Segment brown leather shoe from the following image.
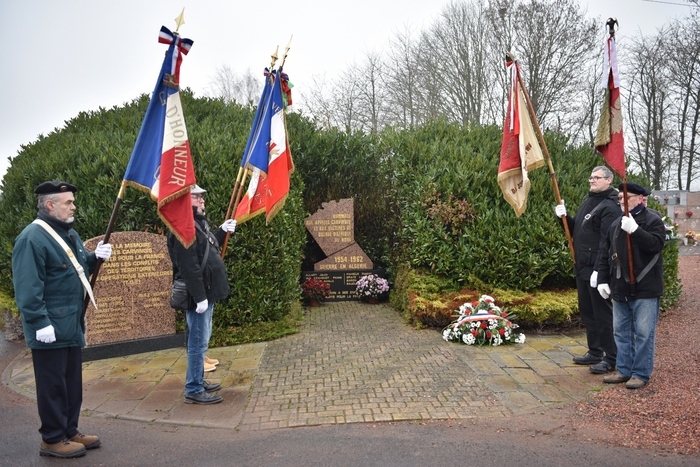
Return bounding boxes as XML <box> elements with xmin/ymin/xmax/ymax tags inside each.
<box><xmin>603</xmin><ymin>372</ymin><xmax>631</xmax><ymax>384</ymax></box>
<box><xmin>40</xmin><ymin>439</ymin><xmax>87</xmax><ymax>458</ymax></box>
<box><xmin>70</xmin><ymin>432</ymin><xmax>101</xmax><ymax>449</ymax></box>
<box><xmin>626</xmin><ymin>377</ymin><xmax>648</xmax><ymax>389</ymax></box>
<box><xmin>204</xmin><ymin>355</ymin><xmax>219</xmax><ymax>366</ymax></box>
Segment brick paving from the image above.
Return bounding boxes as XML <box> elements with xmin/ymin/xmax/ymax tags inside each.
<box><xmin>4</xmin><ymin>301</ymin><xmax>605</xmax><ymax>431</ymax></box>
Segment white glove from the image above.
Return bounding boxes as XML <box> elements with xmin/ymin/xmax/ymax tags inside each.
<box><xmin>36</xmin><ymin>325</ymin><xmax>56</xmax><ymax>343</ymax></box>
<box><xmin>195</xmin><ymin>299</ymin><xmax>209</xmax><ymax>314</ymax></box>
<box><xmin>597</xmin><ymin>283</ymin><xmax>611</xmax><ymax>300</ymax></box>
<box><xmin>220</xmin><ymin>219</ymin><xmax>237</xmax><ymax>233</ymax></box>
<box><xmin>620</xmin><ymin>215</ymin><xmax>638</xmax><ymax>234</ymax></box>
<box><xmin>555</xmin><ymin>200</ymin><xmax>567</xmax><ymax>218</ymax></box>
<box><xmin>95</xmin><ymin>241</ymin><xmax>112</xmax><ymax>260</ymax></box>
<box><xmin>589</xmin><ymin>271</ymin><xmax>598</xmax><ymax>288</ymax></box>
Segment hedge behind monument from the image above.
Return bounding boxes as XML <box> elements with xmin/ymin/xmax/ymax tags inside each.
<box><xmin>0</xmin><ymin>90</ymin><xmax>306</xmax><ymax>326</ymax></box>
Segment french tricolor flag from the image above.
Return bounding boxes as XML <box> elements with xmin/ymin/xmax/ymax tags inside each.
<box><xmin>124</xmin><ymin>26</ymin><xmax>197</xmax><ymax>246</ymax></box>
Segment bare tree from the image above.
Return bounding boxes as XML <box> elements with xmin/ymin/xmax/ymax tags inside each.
<box><xmin>492</xmin><ymin>0</ymin><xmax>598</xmax><ymax>133</ymax></box>
<box><xmin>383</xmin><ymin>25</ymin><xmax>422</xmax><ymax>128</ymax></box>
<box><xmin>665</xmin><ymin>14</ymin><xmax>700</xmax><ymax>190</ymax></box>
<box><xmin>417</xmin><ymin>0</ymin><xmax>493</xmax><ymax>125</ymax></box>
<box><xmin>206</xmin><ymin>65</ymin><xmax>262</xmax><ymax>106</ymax></box>
<box><xmin>354</xmin><ymin>51</ymin><xmax>388</xmax><ymax>133</ymax></box>
<box><xmin>625</xmin><ymin>33</ymin><xmax>674</xmax><ymax>189</ymax></box>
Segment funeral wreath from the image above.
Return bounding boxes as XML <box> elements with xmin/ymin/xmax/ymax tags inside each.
<box><xmin>442</xmin><ymin>295</ymin><xmax>525</xmax><ymax>346</ymax></box>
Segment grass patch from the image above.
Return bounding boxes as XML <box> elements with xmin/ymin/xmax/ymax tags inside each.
<box><xmin>210</xmin><ymin>302</ymin><xmax>304</xmax><ymax>347</ymax></box>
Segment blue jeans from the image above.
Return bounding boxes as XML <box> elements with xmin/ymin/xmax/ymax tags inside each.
<box><xmin>612</xmin><ymin>298</ymin><xmax>660</xmax><ymax>382</ymax></box>
<box><xmin>185</xmin><ymin>302</ymin><xmax>214</xmax><ymax>396</ymax></box>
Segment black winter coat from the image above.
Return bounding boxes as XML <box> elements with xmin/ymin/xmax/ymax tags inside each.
<box><xmin>560</xmin><ymin>188</ymin><xmax>621</xmax><ymax>280</ymax></box>
<box><xmin>596</xmin><ymin>207</ymin><xmax>665</xmax><ymax>300</ymax></box>
<box><xmin>167</xmin><ymin>208</ymin><xmax>231</xmax><ymax>306</ymax></box>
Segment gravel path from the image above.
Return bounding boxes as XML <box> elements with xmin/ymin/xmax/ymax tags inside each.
<box><xmin>572</xmin><ymin>255</ymin><xmax>700</xmax><ymax>455</ymax></box>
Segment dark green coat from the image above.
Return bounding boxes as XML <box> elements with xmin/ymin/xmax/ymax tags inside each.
<box><xmin>12</xmin><ymin>212</ymin><xmax>96</xmax><ymax>349</ymax></box>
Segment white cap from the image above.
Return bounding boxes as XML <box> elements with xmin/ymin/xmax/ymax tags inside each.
<box><xmin>191</xmin><ymin>184</ymin><xmax>207</xmax><ymax>194</ymax></box>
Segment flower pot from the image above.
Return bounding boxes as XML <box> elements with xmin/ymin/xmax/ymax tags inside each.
<box><xmin>307</xmin><ymin>299</ymin><xmax>321</xmax><ymax>307</ymax></box>
<box><xmin>366</xmin><ymin>298</ymin><xmax>378</xmax><ymax>304</ymax></box>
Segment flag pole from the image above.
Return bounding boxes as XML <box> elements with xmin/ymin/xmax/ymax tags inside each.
<box><xmin>509</xmin><ymin>53</ymin><xmax>575</xmax><ymax>262</ymax></box>
<box><xmin>220</xmin><ymin>48</ymin><xmax>281</xmax><ymax>258</ymax></box>
<box><xmin>82</xmin><ymin>181</ymin><xmax>128</xmax><ymax>316</ymax></box>
<box><xmin>603</xmin><ymin>18</ymin><xmax>636</xmax><ymax>293</ymax></box>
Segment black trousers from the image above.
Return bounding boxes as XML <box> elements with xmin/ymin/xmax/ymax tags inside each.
<box><xmin>576</xmin><ymin>276</ymin><xmax>617</xmax><ymax>365</ymax></box>
<box><xmin>31</xmin><ymin>346</ymin><xmax>83</xmax><ymax>444</ymax></box>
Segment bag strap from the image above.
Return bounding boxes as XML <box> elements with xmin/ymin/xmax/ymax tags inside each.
<box><xmin>195</xmin><ymin>224</ymin><xmax>211</xmax><ymax>269</ymax></box>
<box><xmin>32</xmin><ymin>219</ymin><xmax>98</xmax><ymax>309</ymax></box>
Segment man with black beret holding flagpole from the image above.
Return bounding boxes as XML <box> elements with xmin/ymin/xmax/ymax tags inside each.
<box><xmin>595</xmin><ymin>182</ymin><xmax>666</xmax><ymax>390</ymax></box>
<box><xmin>12</xmin><ymin>181</ymin><xmax>113</xmax><ymax>458</ymax></box>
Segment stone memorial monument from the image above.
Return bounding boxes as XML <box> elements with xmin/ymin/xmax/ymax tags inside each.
<box><xmin>303</xmin><ymin>199</ymin><xmax>382</xmax><ymax>301</ymax></box>
<box><xmin>83</xmin><ymin>231</ymin><xmax>183</xmax><ymax>360</ymax></box>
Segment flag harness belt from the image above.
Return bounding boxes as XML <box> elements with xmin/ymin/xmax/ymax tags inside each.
<box><xmin>32</xmin><ymin>219</ymin><xmax>98</xmax><ymax>309</ymax></box>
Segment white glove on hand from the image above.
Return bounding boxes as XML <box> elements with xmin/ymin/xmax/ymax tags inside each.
<box><xmin>95</xmin><ymin>241</ymin><xmax>113</xmax><ymax>260</ymax></box>
<box><xmin>36</xmin><ymin>325</ymin><xmax>56</xmax><ymax>343</ymax></box>
<box><xmin>220</xmin><ymin>219</ymin><xmax>237</xmax><ymax>233</ymax></box>
<box><xmin>195</xmin><ymin>299</ymin><xmax>209</xmax><ymax>314</ymax></box>
<box><xmin>620</xmin><ymin>215</ymin><xmax>638</xmax><ymax>234</ymax></box>
<box><xmin>589</xmin><ymin>271</ymin><xmax>598</xmax><ymax>288</ymax></box>
<box><xmin>597</xmin><ymin>283</ymin><xmax>611</xmax><ymax>300</ymax></box>
<box><xmin>555</xmin><ymin>200</ymin><xmax>567</xmax><ymax>218</ymax></box>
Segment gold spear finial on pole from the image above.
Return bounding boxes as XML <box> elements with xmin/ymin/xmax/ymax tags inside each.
<box><xmin>280</xmin><ymin>35</ymin><xmax>293</xmax><ymax>68</ymax></box>
<box><xmin>270</xmin><ymin>46</ymin><xmax>280</xmax><ymax>70</ymax></box>
<box><xmin>174</xmin><ymin>8</ymin><xmax>186</xmax><ymax>33</ymax></box>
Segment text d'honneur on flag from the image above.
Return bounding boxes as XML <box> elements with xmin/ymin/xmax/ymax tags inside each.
<box><xmin>122</xmin><ymin>25</ymin><xmax>197</xmax><ymax>246</ymax></box>
<box><xmin>497</xmin><ymin>57</ymin><xmax>544</xmax><ymax>217</ymax></box>
<box><xmin>594</xmin><ymin>18</ymin><xmax>625</xmax><ymax>178</ymax></box>
<box><xmin>234</xmin><ymin>68</ymin><xmax>294</xmax><ymax>224</ymax></box>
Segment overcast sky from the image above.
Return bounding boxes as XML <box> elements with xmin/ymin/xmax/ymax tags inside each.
<box><xmin>0</xmin><ymin>0</ymin><xmax>693</xmax><ymax>184</ymax></box>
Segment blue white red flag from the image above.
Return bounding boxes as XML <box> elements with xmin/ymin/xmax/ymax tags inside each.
<box><xmin>123</xmin><ymin>26</ymin><xmax>197</xmax><ymax>246</ymax></box>
<box><xmin>234</xmin><ymin>68</ymin><xmax>294</xmax><ymax>224</ymax></box>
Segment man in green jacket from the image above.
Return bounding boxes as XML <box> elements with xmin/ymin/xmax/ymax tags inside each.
<box><xmin>12</xmin><ymin>181</ymin><xmax>113</xmax><ymax>459</ymax></box>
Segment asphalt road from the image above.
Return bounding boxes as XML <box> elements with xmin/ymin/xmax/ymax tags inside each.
<box><xmin>3</xmin><ymin>334</ymin><xmax>699</xmax><ymax>466</ymax></box>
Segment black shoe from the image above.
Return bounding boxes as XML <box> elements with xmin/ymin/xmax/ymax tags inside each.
<box><xmin>203</xmin><ymin>381</ymin><xmax>221</xmax><ymax>392</ymax></box>
<box><xmin>589</xmin><ymin>361</ymin><xmax>615</xmax><ymax>374</ymax></box>
<box><xmin>184</xmin><ymin>392</ymin><xmax>223</xmax><ymax>405</ymax></box>
<box><xmin>573</xmin><ymin>352</ymin><xmax>602</xmax><ymax>365</ymax></box>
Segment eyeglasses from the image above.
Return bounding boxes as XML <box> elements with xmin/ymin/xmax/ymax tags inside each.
<box><xmin>190</xmin><ymin>194</ymin><xmax>204</xmax><ymax>201</ymax></box>
<box><xmin>588</xmin><ymin>176</ymin><xmax>610</xmax><ymax>182</ymax></box>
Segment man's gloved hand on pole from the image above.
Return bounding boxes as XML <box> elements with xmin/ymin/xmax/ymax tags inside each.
<box><xmin>555</xmin><ymin>200</ymin><xmax>567</xmax><ymax>218</ymax></box>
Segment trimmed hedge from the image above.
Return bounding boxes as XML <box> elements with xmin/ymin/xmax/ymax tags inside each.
<box><xmin>0</xmin><ymin>90</ymin><xmax>306</xmax><ymax>328</ymax></box>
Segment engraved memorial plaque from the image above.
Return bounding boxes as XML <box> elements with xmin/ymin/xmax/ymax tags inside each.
<box><xmin>84</xmin><ymin>231</ymin><xmax>175</xmax><ymax>346</ymax></box>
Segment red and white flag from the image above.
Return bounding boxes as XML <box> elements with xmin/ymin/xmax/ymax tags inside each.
<box><xmin>594</xmin><ymin>35</ymin><xmax>626</xmax><ymax>177</ymax></box>
<box><xmin>497</xmin><ymin>60</ymin><xmax>545</xmax><ymax>217</ymax></box>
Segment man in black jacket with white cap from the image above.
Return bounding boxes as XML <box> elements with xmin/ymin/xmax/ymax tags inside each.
<box><xmin>167</xmin><ymin>184</ymin><xmax>237</xmax><ymax>404</ymax></box>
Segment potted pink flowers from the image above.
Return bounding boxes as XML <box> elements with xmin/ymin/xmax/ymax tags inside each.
<box><xmin>355</xmin><ymin>274</ymin><xmax>389</xmax><ymax>303</ymax></box>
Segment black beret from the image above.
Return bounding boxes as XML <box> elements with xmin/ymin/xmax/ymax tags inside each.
<box><xmin>618</xmin><ymin>182</ymin><xmax>651</xmax><ymax>196</ymax></box>
<box><xmin>34</xmin><ymin>181</ymin><xmax>78</xmax><ymax>195</ymax></box>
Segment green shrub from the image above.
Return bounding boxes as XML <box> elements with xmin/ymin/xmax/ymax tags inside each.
<box><xmin>0</xmin><ymin>91</ymin><xmax>306</xmax><ymax>332</ymax></box>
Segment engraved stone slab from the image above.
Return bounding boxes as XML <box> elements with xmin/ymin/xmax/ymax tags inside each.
<box><xmin>313</xmin><ymin>242</ymin><xmax>373</xmax><ymax>271</ymax></box>
<box><xmin>304</xmin><ymin>198</ymin><xmax>355</xmax><ymax>256</ymax></box>
<box><xmin>84</xmin><ymin>232</ymin><xmax>174</xmax><ymax>346</ymax></box>
<box><xmin>302</xmin><ymin>270</ymin><xmax>384</xmax><ymax>302</ymax></box>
